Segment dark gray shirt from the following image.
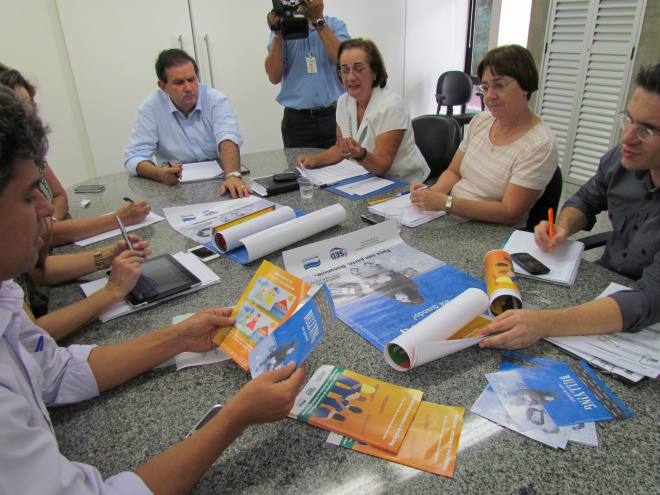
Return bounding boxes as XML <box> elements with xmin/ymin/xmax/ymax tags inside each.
<box><xmin>563</xmin><ymin>144</ymin><xmax>660</xmax><ymax>332</ymax></box>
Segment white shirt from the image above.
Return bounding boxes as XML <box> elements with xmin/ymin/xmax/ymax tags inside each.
<box><xmin>0</xmin><ymin>280</ymin><xmax>151</xmax><ymax>495</ymax></box>
<box><xmin>337</xmin><ymin>86</ymin><xmax>430</xmax><ymax>184</ymax></box>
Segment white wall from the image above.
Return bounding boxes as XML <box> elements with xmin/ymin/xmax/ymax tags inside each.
<box><xmin>1</xmin><ymin>0</ymin><xmax>95</xmax><ymax>188</ymax></box>
<box><xmin>2</xmin><ymin>0</ymin><xmax>470</xmax><ymax>186</ymax></box>
<box><xmin>404</xmin><ymin>0</ymin><xmax>469</xmax><ymax>118</ymax></box>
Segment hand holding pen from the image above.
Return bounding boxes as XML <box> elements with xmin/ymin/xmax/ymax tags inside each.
<box><xmin>533</xmin><ymin>208</ymin><xmax>569</xmax><ymax>252</ymax></box>
<box><xmin>114</xmin><ymin>196</ymin><xmax>151</xmax><ymax>226</ymax></box>
<box><xmin>159</xmin><ymin>162</ymin><xmax>183</xmax><ymax>185</ymax></box>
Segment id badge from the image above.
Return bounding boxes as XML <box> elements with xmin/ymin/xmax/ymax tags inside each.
<box><xmin>306</xmin><ymin>53</ymin><xmax>318</xmax><ymax>74</ymax></box>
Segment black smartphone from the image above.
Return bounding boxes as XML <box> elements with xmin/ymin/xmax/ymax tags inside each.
<box><xmin>511</xmin><ymin>252</ymin><xmax>551</xmax><ymax>275</ymax></box>
<box><xmin>361</xmin><ymin>213</ymin><xmax>385</xmax><ymax>225</ymax></box>
<box><xmin>188</xmin><ymin>245</ymin><xmax>220</xmax><ymax>262</ymax></box>
<box><xmin>74</xmin><ymin>184</ymin><xmax>105</xmax><ymax>193</ymax></box>
<box><xmin>273</xmin><ymin>172</ymin><xmax>297</xmax><ymax>182</ymax></box>
<box><xmin>186</xmin><ymin>405</ymin><xmax>223</xmax><ymax>438</ymax></box>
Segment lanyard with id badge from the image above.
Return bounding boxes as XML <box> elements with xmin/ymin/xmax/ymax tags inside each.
<box><xmin>306</xmin><ymin>51</ymin><xmax>317</xmax><ymax>74</ymax></box>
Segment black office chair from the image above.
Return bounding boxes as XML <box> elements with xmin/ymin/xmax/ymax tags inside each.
<box><xmin>411</xmin><ymin>115</ymin><xmax>461</xmax><ymax>182</ymax></box>
<box><xmin>523</xmin><ymin>167</ymin><xmax>563</xmax><ymax>232</ymax></box>
<box><xmin>435</xmin><ymin>71</ymin><xmax>478</xmax><ymax>134</ymax></box>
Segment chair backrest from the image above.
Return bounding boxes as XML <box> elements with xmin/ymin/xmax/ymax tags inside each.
<box><xmin>524</xmin><ymin>167</ymin><xmax>563</xmax><ymax>232</ymax></box>
<box><xmin>411</xmin><ymin>115</ymin><xmax>461</xmax><ymax>181</ymax></box>
<box><xmin>436</xmin><ymin>71</ymin><xmax>473</xmax><ymax>115</ymax></box>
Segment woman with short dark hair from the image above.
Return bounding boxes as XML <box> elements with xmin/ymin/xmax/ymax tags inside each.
<box><xmin>410</xmin><ymin>44</ymin><xmax>558</xmax><ymax>228</ymax></box>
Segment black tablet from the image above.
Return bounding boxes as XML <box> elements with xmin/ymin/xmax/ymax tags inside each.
<box><xmin>124</xmin><ymin>254</ymin><xmax>202</xmax><ymax>306</ymax></box>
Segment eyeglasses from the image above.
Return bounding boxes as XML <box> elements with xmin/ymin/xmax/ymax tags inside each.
<box><xmin>618</xmin><ymin>112</ymin><xmax>660</xmax><ymax>143</ymax></box>
<box><xmin>479</xmin><ymin>79</ymin><xmax>516</xmax><ymax>94</ymax></box>
<box><xmin>338</xmin><ymin>65</ymin><xmax>369</xmax><ymax>78</ymax></box>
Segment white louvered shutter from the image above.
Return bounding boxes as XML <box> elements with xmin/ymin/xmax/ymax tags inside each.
<box><xmin>536</xmin><ymin>0</ymin><xmax>646</xmax><ymax>185</ymax></box>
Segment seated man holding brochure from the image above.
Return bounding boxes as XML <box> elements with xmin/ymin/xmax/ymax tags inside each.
<box><xmin>0</xmin><ymin>87</ymin><xmax>305</xmax><ymax>495</ymax></box>
<box><xmin>124</xmin><ymin>49</ymin><xmax>251</xmax><ymax>197</ymax></box>
<box><xmin>480</xmin><ymin>63</ymin><xmax>660</xmax><ymax>349</ymax></box>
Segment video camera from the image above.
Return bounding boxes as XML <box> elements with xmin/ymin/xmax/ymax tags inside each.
<box><xmin>269</xmin><ymin>0</ymin><xmax>308</xmax><ymax>40</ymax></box>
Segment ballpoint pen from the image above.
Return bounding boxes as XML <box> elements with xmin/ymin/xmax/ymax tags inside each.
<box><xmin>123</xmin><ymin>196</ymin><xmax>134</xmax><ymax>203</ymax></box>
<box><xmin>548</xmin><ymin>208</ymin><xmax>554</xmax><ymax>253</ymax></box>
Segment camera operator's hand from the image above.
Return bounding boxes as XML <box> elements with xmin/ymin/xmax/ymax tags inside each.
<box><xmin>267</xmin><ymin>11</ymin><xmax>282</xmax><ymax>33</ymax></box>
<box><xmin>300</xmin><ymin>0</ymin><xmax>324</xmax><ymax>22</ymax></box>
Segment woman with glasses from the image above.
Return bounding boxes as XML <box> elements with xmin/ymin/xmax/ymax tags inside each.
<box><xmin>295</xmin><ymin>38</ymin><xmax>430</xmax><ymax>184</ymax></box>
<box><xmin>410</xmin><ymin>44</ymin><xmax>558</xmax><ymax>228</ymax></box>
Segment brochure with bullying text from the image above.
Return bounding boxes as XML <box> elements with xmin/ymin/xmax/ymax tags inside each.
<box><xmin>212</xmin><ymin>260</ymin><xmax>311</xmax><ymax>370</ymax></box>
<box><xmin>289</xmin><ymin>365</ymin><xmax>424</xmax><ymax>454</ymax></box>
<box><xmin>327</xmin><ymin>401</ymin><xmax>464</xmax><ymax>477</ymax></box>
<box><xmin>485</xmin><ymin>360</ymin><xmax>632</xmax><ymax>432</ymax></box>
<box><xmin>248</xmin><ymin>285</ymin><xmax>336</xmax><ymax>378</ymax></box>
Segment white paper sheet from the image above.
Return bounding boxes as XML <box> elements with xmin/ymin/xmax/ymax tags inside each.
<box><xmin>335</xmin><ymin>176</ymin><xmax>394</xmax><ymax>196</ymax></box>
<box><xmin>545</xmin><ymin>282</ymin><xmax>660</xmax><ymax>379</ymax></box>
<box><xmin>297</xmin><ymin>160</ymin><xmax>368</xmax><ymax>186</ymax></box>
<box><xmin>384</xmin><ymin>288</ymin><xmax>490</xmax><ymax>371</ymax></box>
<box><xmin>367</xmin><ymin>194</ymin><xmax>445</xmax><ymax>227</ymax></box>
<box><xmin>502</xmin><ymin>230</ymin><xmax>584</xmax><ymax>285</ymax></box>
<box><xmin>74</xmin><ymin>212</ymin><xmax>165</xmax><ymax>247</ymax></box>
<box><xmin>80</xmin><ymin>252</ymin><xmax>220</xmax><ymax>322</ymax></box>
<box><xmin>180</xmin><ymin>160</ymin><xmax>223</xmax><ymax>183</ymax></box>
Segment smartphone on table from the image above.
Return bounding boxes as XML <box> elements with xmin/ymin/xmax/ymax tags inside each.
<box><xmin>188</xmin><ymin>245</ymin><xmax>220</xmax><ymax>262</ymax></box>
<box><xmin>74</xmin><ymin>184</ymin><xmax>105</xmax><ymax>193</ymax></box>
<box><xmin>511</xmin><ymin>252</ymin><xmax>551</xmax><ymax>275</ymax></box>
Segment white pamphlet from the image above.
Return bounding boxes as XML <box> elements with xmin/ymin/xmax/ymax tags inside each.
<box><xmin>297</xmin><ymin>160</ymin><xmax>369</xmax><ymax>186</ymax></box>
<box><xmin>74</xmin><ymin>212</ymin><xmax>165</xmax><ymax>247</ymax></box>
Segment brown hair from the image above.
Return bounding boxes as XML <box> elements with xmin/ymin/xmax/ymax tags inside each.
<box><xmin>477</xmin><ymin>44</ymin><xmax>538</xmax><ymax>101</ymax></box>
<box><xmin>336</xmin><ymin>38</ymin><xmax>388</xmax><ymax>89</ymax></box>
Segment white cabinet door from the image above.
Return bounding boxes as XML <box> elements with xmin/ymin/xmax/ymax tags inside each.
<box><xmin>189</xmin><ymin>0</ymin><xmax>284</xmax><ymax>154</ymax></box>
<box><xmin>57</xmin><ymin>0</ymin><xmax>194</xmax><ymax>176</ymax></box>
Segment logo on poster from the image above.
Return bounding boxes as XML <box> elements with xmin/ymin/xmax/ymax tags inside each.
<box><xmin>303</xmin><ymin>255</ymin><xmax>321</xmax><ymax>270</ymax></box>
<box><xmin>330</xmin><ymin>247</ymin><xmax>348</xmax><ymax>260</ymax></box>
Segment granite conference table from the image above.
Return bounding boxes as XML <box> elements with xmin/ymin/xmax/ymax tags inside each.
<box><xmin>49</xmin><ymin>149</ymin><xmax>659</xmax><ymax>495</ymax></box>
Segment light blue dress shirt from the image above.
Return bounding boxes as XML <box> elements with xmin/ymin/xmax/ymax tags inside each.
<box><xmin>267</xmin><ymin>16</ymin><xmax>350</xmax><ymax>110</ymax></box>
<box><xmin>124</xmin><ymin>84</ymin><xmax>244</xmax><ymax>175</ymax></box>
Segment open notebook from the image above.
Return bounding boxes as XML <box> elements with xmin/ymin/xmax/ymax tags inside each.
<box><xmin>502</xmin><ymin>230</ymin><xmax>584</xmax><ymax>285</ymax></box>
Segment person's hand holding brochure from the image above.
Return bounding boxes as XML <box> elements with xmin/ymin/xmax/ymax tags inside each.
<box><xmin>248</xmin><ymin>284</ymin><xmax>336</xmax><ymax>378</ymax></box>
<box><xmin>212</xmin><ymin>261</ymin><xmax>312</xmax><ymax>370</ymax></box>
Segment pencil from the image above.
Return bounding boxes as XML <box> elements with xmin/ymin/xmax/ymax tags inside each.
<box><xmin>548</xmin><ymin>208</ymin><xmax>554</xmax><ymax>253</ymax></box>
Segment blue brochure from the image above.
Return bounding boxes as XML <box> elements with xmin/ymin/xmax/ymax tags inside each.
<box><xmin>248</xmin><ymin>284</ymin><xmax>335</xmax><ymax>378</ymax></box>
<box><xmin>486</xmin><ymin>360</ymin><xmax>632</xmax><ymax>431</ymax></box>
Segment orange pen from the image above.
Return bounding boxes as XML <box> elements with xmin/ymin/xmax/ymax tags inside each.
<box><xmin>548</xmin><ymin>208</ymin><xmax>554</xmax><ymax>253</ymax></box>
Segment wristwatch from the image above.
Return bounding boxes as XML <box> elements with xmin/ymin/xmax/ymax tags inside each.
<box><xmin>445</xmin><ymin>195</ymin><xmax>453</xmax><ymax>215</ymax></box>
<box><xmin>313</xmin><ymin>18</ymin><xmax>326</xmax><ymax>29</ymax></box>
<box><xmin>353</xmin><ymin>147</ymin><xmax>368</xmax><ymax>163</ymax></box>
<box><xmin>225</xmin><ymin>171</ymin><xmax>242</xmax><ymax>179</ymax></box>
